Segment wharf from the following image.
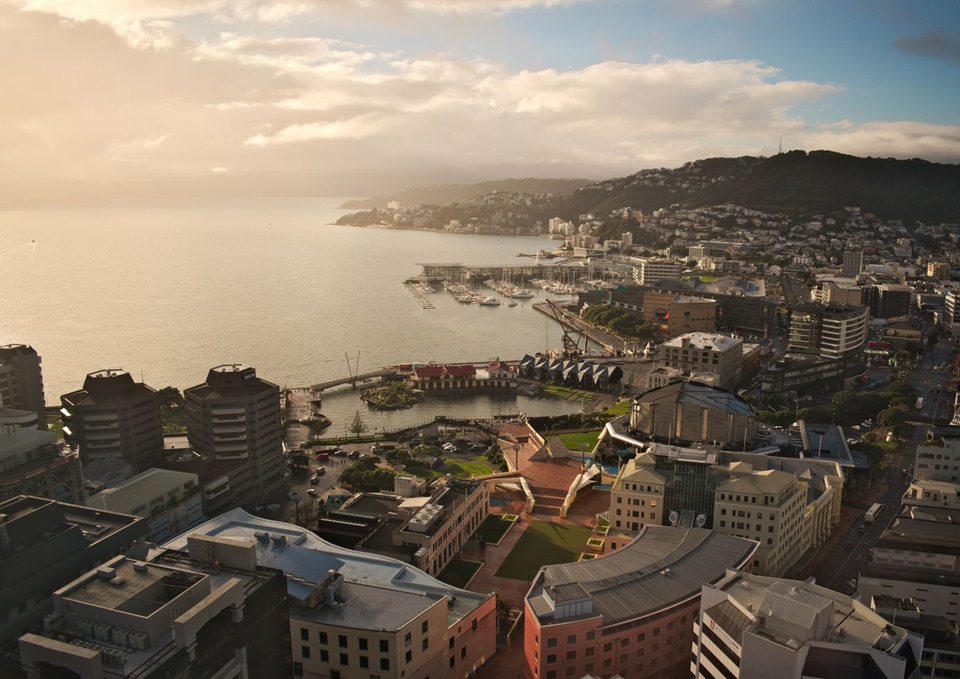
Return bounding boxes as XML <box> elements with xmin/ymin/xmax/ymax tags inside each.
<box><xmin>533</xmin><ymin>302</ymin><xmax>627</xmax><ymax>354</ymax></box>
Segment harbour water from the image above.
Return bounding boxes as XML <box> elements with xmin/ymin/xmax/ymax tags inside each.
<box><xmin>0</xmin><ymin>197</ymin><xmax>587</xmax><ymax>430</ymax></box>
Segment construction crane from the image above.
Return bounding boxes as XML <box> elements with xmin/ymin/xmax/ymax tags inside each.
<box><xmin>542</xmin><ymin>299</ymin><xmax>586</xmax><ymax>358</ymax></box>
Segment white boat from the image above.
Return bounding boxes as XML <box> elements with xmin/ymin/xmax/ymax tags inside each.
<box><xmin>511</xmin><ymin>289</ymin><xmax>534</xmax><ymax>298</ymax></box>
<box><xmin>479</xmin><ymin>296</ymin><xmax>502</xmax><ymax>306</ymax></box>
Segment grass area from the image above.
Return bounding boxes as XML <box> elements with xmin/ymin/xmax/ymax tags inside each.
<box><xmin>161</xmin><ymin>407</ymin><xmax>187</xmax><ymax>434</ymax></box>
<box><xmin>557</xmin><ymin>431</ymin><xmax>601</xmax><ymax>454</ymax></box>
<box><xmin>437</xmin><ymin>559</ymin><xmax>483</xmax><ymax>589</ymax></box>
<box><xmin>540</xmin><ymin>384</ymin><xmax>592</xmax><ymax>401</ymax></box>
<box><xmin>445</xmin><ymin>459</ymin><xmax>495</xmax><ymax>478</ymax></box>
<box><xmin>473</xmin><ymin>515</ymin><xmax>513</xmax><ymax>544</ymax></box>
<box><xmin>495</xmin><ymin>521</ymin><xmax>592</xmax><ymax>580</ymax></box>
<box><xmin>602</xmin><ymin>399</ymin><xmax>632</xmax><ymax>417</ymax></box>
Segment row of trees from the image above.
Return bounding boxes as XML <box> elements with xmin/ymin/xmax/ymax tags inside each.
<box><xmin>580</xmin><ymin>304</ymin><xmax>658</xmax><ymax>340</ymax></box>
<box><xmin>756</xmin><ymin>380</ymin><xmax>919</xmax><ymax>430</ymax></box>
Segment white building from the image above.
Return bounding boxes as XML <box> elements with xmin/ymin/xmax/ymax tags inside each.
<box><xmin>85</xmin><ymin>468</ymin><xmax>204</xmax><ymax>543</ymax></box>
<box><xmin>914</xmin><ymin>426</ymin><xmax>960</xmax><ymax>483</ymax></box>
<box><xmin>632</xmin><ymin>257</ymin><xmax>682</xmax><ymax>285</ymax></box>
<box><xmin>693</xmin><ymin>570</ymin><xmax>923</xmax><ymax>679</ymax></box>
<box><xmin>658</xmin><ymin>332</ymin><xmax>744</xmax><ymax>389</ymax></box>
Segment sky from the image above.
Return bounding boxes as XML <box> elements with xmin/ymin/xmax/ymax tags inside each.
<box><xmin>2</xmin><ymin>0</ymin><xmax>959</xmax><ymax>196</ymax></box>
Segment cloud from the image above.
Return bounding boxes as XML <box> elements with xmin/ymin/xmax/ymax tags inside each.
<box><xmin>2</xmin><ymin>1</ymin><xmax>959</xmax><ymax>194</ymax></box>
<box><xmin>895</xmin><ymin>31</ymin><xmax>960</xmax><ymax>64</ymax></box>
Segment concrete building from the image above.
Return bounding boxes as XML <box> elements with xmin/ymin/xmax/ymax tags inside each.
<box><xmin>185</xmin><ymin>364</ymin><xmax>286</xmax><ymax>514</ymax></box>
<box><xmin>523</xmin><ymin>526</ymin><xmax>758</xmax><ymax>679</ymax></box>
<box><xmin>632</xmin><ymin>258</ymin><xmax>682</xmax><ymax>285</ymax></box>
<box><xmin>60</xmin><ymin>370</ymin><xmax>163</xmax><ymax>472</ymax></box>
<box><xmin>85</xmin><ymin>468</ymin><xmax>205</xmax><ymax>543</ymax></box>
<box><xmin>928</xmin><ymin>261</ymin><xmax>951</xmax><ymax>281</ymax></box>
<box><xmin>0</xmin><ymin>496</ymin><xmax>147</xmax><ymax>649</ymax></box>
<box><xmin>787</xmin><ymin>303</ymin><xmax>868</xmax><ymax>362</ymax></box>
<box><xmin>842</xmin><ymin>249</ymin><xmax>864</xmax><ymax>278</ymax></box>
<box><xmin>914</xmin><ymin>426</ymin><xmax>960</xmax><ymax>483</ymax></box>
<box><xmin>658</xmin><ymin>332</ymin><xmax>744</xmax><ymax>389</ymax></box>
<box><xmin>760</xmin><ymin>352</ymin><xmax>845</xmax><ymax>400</ymax></box>
<box><xmin>608</xmin><ymin>452</ymin><xmax>666</xmax><ymax>534</ymax></box>
<box><xmin>0</xmin><ymin>345</ymin><xmax>47</xmax><ymax>429</ymax></box>
<box><xmin>694</xmin><ymin>570</ymin><xmax>923</xmax><ymax>679</ymax></box>
<box><xmin>165</xmin><ymin>508</ymin><xmax>497</xmax><ymax>679</ymax></box>
<box><xmin>0</xmin><ymin>407</ymin><xmax>83</xmax><ymax>504</ymax></box>
<box><xmin>812</xmin><ymin>280</ymin><xmax>863</xmax><ymax>306</ymax></box>
<box><xmin>942</xmin><ymin>288</ymin><xmax>960</xmax><ymax>337</ymax></box>
<box><xmin>18</xmin><ymin>540</ymin><xmax>291</xmax><ymax>679</ymax></box>
<box><xmin>875</xmin><ymin>284</ymin><xmax>915</xmax><ymax>320</ymax></box>
<box><xmin>630</xmin><ymin>381</ymin><xmax>757</xmax><ymax>448</ymax></box>
<box><xmin>858</xmin><ymin>504</ymin><xmax>960</xmax><ymax>623</ymax></box>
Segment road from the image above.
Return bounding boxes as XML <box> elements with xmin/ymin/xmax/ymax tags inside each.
<box><xmin>809</xmin><ymin>338</ymin><xmax>957</xmax><ymax>592</ymax></box>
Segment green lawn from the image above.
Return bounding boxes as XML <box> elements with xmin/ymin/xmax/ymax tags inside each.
<box><xmin>495</xmin><ymin>521</ymin><xmax>592</xmax><ymax>580</ymax></box>
<box><xmin>540</xmin><ymin>385</ymin><xmax>592</xmax><ymax>401</ymax></box>
<box><xmin>473</xmin><ymin>515</ymin><xmax>513</xmax><ymax>544</ymax></box>
<box><xmin>438</xmin><ymin>559</ymin><xmax>483</xmax><ymax>589</ymax></box>
<box><xmin>602</xmin><ymin>399</ymin><xmax>632</xmax><ymax>417</ymax></box>
<box><xmin>445</xmin><ymin>459</ymin><xmax>495</xmax><ymax>478</ymax></box>
<box><xmin>557</xmin><ymin>431</ymin><xmax>601</xmax><ymax>454</ymax></box>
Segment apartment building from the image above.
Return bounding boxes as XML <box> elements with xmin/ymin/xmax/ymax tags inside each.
<box><xmin>842</xmin><ymin>249</ymin><xmax>864</xmax><ymax>278</ymax></box>
<box><xmin>657</xmin><ymin>332</ymin><xmax>744</xmax><ymax>389</ymax></box>
<box><xmin>928</xmin><ymin>261</ymin><xmax>951</xmax><ymax>281</ymax></box>
<box><xmin>523</xmin><ymin>526</ymin><xmax>758</xmax><ymax>679</ymax></box>
<box><xmin>915</xmin><ymin>426</ymin><xmax>960</xmax><ymax>483</ymax></box>
<box><xmin>694</xmin><ymin>570</ymin><xmax>923</xmax><ymax>679</ymax></box>
<box><xmin>185</xmin><ymin>364</ymin><xmax>286</xmax><ymax>514</ymax></box>
<box><xmin>0</xmin><ymin>344</ymin><xmax>46</xmax><ymax>429</ymax></box>
<box><xmin>60</xmin><ymin>370</ymin><xmax>164</xmax><ymax>472</ymax></box>
<box><xmin>165</xmin><ymin>509</ymin><xmax>497</xmax><ymax>679</ymax></box>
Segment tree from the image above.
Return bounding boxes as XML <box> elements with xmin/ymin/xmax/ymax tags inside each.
<box><xmin>157</xmin><ymin>386</ymin><xmax>184</xmax><ymax>411</ymax></box>
<box><xmin>348</xmin><ymin>410</ymin><xmax>368</xmax><ymax>438</ymax></box>
<box><xmin>289</xmin><ymin>451</ymin><xmax>310</xmax><ymax>476</ymax></box>
<box><xmin>877</xmin><ymin>405</ymin><xmax>910</xmax><ymax>429</ymax></box>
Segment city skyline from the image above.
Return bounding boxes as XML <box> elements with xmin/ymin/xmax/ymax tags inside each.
<box><xmin>2</xmin><ymin>0</ymin><xmax>959</xmax><ymax>198</ymax></box>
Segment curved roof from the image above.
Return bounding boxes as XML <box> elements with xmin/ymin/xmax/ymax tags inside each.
<box><xmin>636</xmin><ymin>381</ymin><xmax>754</xmax><ymax>416</ymax></box>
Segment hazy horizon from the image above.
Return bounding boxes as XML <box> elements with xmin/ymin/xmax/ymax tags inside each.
<box><xmin>2</xmin><ymin>0</ymin><xmax>960</xmax><ymax>202</ymax></box>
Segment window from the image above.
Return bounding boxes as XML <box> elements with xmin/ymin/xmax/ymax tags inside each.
<box><xmin>339</xmin><ymin>635</ymin><xmax>348</xmax><ymax>648</ymax></box>
<box><xmin>381</xmin><ymin>659</ymin><xmax>390</xmax><ymax>671</ymax></box>
<box><xmin>360</xmin><ymin>657</ymin><xmax>369</xmax><ymax>669</ymax></box>
<box><xmin>547</xmin><ymin>654</ymin><xmax>557</xmax><ymax>664</ymax></box>
<box><xmin>566</xmin><ymin>651</ymin><xmax>576</xmax><ymax>660</ymax></box>
<box><xmin>450</xmin><ymin>657</ymin><xmax>455</xmax><ymax>668</ymax></box>
<box><xmin>340</xmin><ymin>653</ymin><xmax>348</xmax><ymax>666</ymax></box>
<box><xmin>331</xmin><ymin>672</ymin><xmax>340</xmax><ymax>679</ymax></box>
<box><xmin>422</xmin><ymin>620</ymin><xmax>429</xmax><ymax>633</ymax></box>
<box><xmin>547</xmin><ymin>638</ymin><xmax>558</xmax><ymax>648</ymax></box>
<box><xmin>603</xmin><ymin>643</ymin><xmax>612</xmax><ymax>652</ymax></box>
<box><xmin>293</xmin><ymin>661</ymin><xmax>303</xmax><ymax>677</ymax></box>
<box><xmin>300</xmin><ymin>628</ymin><xmax>309</xmax><ymax>641</ymax></box>
<box><xmin>423</xmin><ymin>639</ymin><xmax>429</xmax><ymax>651</ymax></box>
<box><xmin>380</xmin><ymin>640</ymin><xmax>390</xmax><ymax>653</ymax></box>
<box><xmin>586</xmin><ymin>631</ymin><xmax>595</xmax><ymax>641</ymax></box>
<box><xmin>405</xmin><ymin>632</ymin><xmax>412</xmax><ymax>646</ymax></box>
<box><xmin>359</xmin><ymin>638</ymin><xmax>368</xmax><ymax>651</ymax></box>
<box><xmin>567</xmin><ymin>634</ymin><xmax>577</xmax><ymax>644</ymax></box>
<box><xmin>319</xmin><ymin>632</ymin><xmax>328</xmax><ymax>645</ymax></box>
<box><xmin>302</xmin><ymin>646</ymin><xmax>311</xmax><ymax>659</ymax></box>
<box><xmin>406</xmin><ymin>651</ymin><xmax>412</xmax><ymax>664</ymax></box>
<box><xmin>320</xmin><ymin>650</ymin><xmax>329</xmax><ymax>662</ymax></box>
<box><xmin>449</xmin><ymin>638</ymin><xmax>455</xmax><ymax>649</ymax></box>
<box><xmin>472</xmin><ymin>619</ymin><xmax>478</xmax><ymax>631</ymax></box>
<box><xmin>461</xmin><ymin>647</ymin><xmax>467</xmax><ymax>659</ymax></box>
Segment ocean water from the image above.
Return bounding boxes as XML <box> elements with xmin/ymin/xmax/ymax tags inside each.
<box><xmin>0</xmin><ymin>197</ymin><xmax>584</xmax><ymax>429</ymax></box>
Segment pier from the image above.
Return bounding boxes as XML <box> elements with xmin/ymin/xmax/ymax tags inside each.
<box><xmin>533</xmin><ymin>302</ymin><xmax>628</xmax><ymax>354</ymax></box>
<box><xmin>309</xmin><ymin>368</ymin><xmax>399</xmax><ymax>393</ymax></box>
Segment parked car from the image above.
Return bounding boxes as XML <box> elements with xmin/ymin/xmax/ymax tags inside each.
<box><xmin>307</xmin><ymin>488</ymin><xmax>318</xmax><ymax>496</ymax></box>
<box><xmin>348</xmin><ymin>450</ymin><xmax>360</xmax><ymax>459</ymax></box>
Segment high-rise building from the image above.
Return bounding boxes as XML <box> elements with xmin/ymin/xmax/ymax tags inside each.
<box><xmin>185</xmin><ymin>365</ymin><xmax>286</xmax><ymax>513</ymax></box>
<box><xmin>0</xmin><ymin>344</ymin><xmax>46</xmax><ymax>430</ymax></box>
<box><xmin>787</xmin><ymin>303</ymin><xmax>868</xmax><ymax>361</ymax></box>
<box><xmin>60</xmin><ymin>370</ymin><xmax>164</xmax><ymax>472</ymax></box>
<box><xmin>842</xmin><ymin>249</ymin><xmax>864</xmax><ymax>278</ymax></box>
<box><xmin>693</xmin><ymin>570</ymin><xmax>923</xmax><ymax>679</ymax></box>
<box><xmin>928</xmin><ymin>261</ymin><xmax>951</xmax><ymax>281</ymax></box>
<box><xmin>0</xmin><ymin>407</ymin><xmax>83</xmax><ymax>504</ymax></box>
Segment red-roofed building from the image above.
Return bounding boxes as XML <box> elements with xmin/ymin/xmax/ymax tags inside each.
<box><xmin>412</xmin><ymin>364</ymin><xmax>478</xmax><ymax>391</ymax></box>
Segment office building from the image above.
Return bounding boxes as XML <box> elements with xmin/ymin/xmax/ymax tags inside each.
<box><xmin>914</xmin><ymin>426</ymin><xmax>960</xmax><ymax>483</ymax></box>
<box><xmin>761</xmin><ymin>352</ymin><xmax>845</xmax><ymax>400</ymax></box>
<box><xmin>0</xmin><ymin>496</ymin><xmax>147</xmax><ymax>648</ymax></box>
<box><xmin>928</xmin><ymin>261</ymin><xmax>951</xmax><ymax>281</ymax></box>
<box><xmin>185</xmin><ymin>365</ymin><xmax>286</xmax><ymax>513</ymax></box>
<box><xmin>0</xmin><ymin>407</ymin><xmax>83</xmax><ymax>504</ymax></box>
<box><xmin>942</xmin><ymin>288</ymin><xmax>960</xmax><ymax>337</ymax></box>
<box><xmin>658</xmin><ymin>332</ymin><xmax>744</xmax><ymax>389</ymax></box>
<box><xmin>60</xmin><ymin>370</ymin><xmax>163</xmax><ymax>472</ymax></box>
<box><xmin>523</xmin><ymin>526</ymin><xmax>758</xmax><ymax>679</ymax></box>
<box><xmin>18</xmin><ymin>539</ymin><xmax>291</xmax><ymax>679</ymax></box>
<box><xmin>85</xmin><ymin>468</ymin><xmax>205</xmax><ymax>543</ymax></box>
<box><xmin>632</xmin><ymin>257</ymin><xmax>682</xmax><ymax>285</ymax></box>
<box><xmin>875</xmin><ymin>284</ymin><xmax>915</xmax><ymax>320</ymax></box>
<box><xmin>842</xmin><ymin>249</ymin><xmax>864</xmax><ymax>278</ymax></box>
<box><xmin>787</xmin><ymin>303</ymin><xmax>868</xmax><ymax>362</ymax></box>
<box><xmin>0</xmin><ymin>345</ymin><xmax>46</xmax><ymax>429</ymax></box>
<box><xmin>694</xmin><ymin>570</ymin><xmax>923</xmax><ymax>679</ymax></box>
<box><xmin>166</xmin><ymin>508</ymin><xmax>497</xmax><ymax>679</ymax></box>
